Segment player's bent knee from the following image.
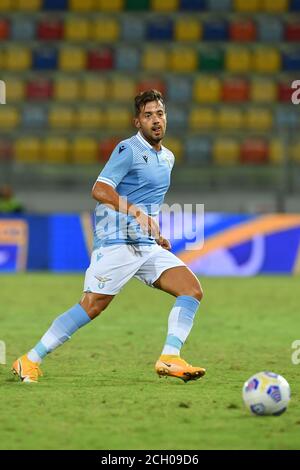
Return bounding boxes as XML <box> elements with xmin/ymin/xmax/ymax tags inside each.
<box><xmin>80</xmin><ymin>293</ymin><xmax>114</xmax><ymax>320</ymax></box>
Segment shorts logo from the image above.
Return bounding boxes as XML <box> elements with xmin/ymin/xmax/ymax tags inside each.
<box><xmin>96</xmin><ymin>276</ymin><xmax>112</xmax><ymax>289</ymax></box>
<box><xmin>96</xmin><ymin>252</ymin><xmax>103</xmax><ymax>262</ymax></box>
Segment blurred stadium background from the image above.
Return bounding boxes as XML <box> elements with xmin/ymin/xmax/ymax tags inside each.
<box><xmin>1</xmin><ymin>0</ymin><xmax>300</xmax><ymax>275</ymax></box>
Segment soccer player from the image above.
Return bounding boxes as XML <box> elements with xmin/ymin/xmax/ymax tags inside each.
<box><xmin>12</xmin><ymin>90</ymin><xmax>206</xmax><ymax>383</ymax></box>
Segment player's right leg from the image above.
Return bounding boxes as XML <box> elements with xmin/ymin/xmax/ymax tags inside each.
<box><xmin>12</xmin><ymin>293</ymin><xmax>114</xmax><ymax>383</ymax></box>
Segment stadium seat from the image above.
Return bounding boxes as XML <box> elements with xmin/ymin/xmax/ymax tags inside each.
<box><xmin>53</xmin><ymin>78</ymin><xmax>81</xmax><ymax>101</ymax></box>
<box><xmin>229</xmin><ymin>19</ymin><xmax>256</xmax><ymax>42</ymax></box>
<box><xmin>262</xmin><ymin>0</ymin><xmax>288</xmax><ymax>12</ymax></box>
<box><xmin>194</xmin><ymin>76</ymin><xmax>221</xmax><ymax>103</ymax></box>
<box><xmin>285</xmin><ymin>21</ymin><xmax>300</xmax><ymax>41</ymax></box>
<box><xmin>278</xmin><ymin>82</ymin><xmax>293</xmax><ymax>102</ymax></box>
<box><xmin>169</xmin><ymin>47</ymin><xmax>197</xmax><ymax>72</ymax></box>
<box><xmin>43</xmin><ymin>137</ymin><xmax>69</xmax><ymax>163</ymax></box>
<box><xmin>11</xmin><ymin>17</ymin><xmax>36</xmax><ymax>41</ymax></box>
<box><xmin>142</xmin><ymin>47</ymin><xmax>168</xmax><ymax>71</ymax></box>
<box><xmin>15</xmin><ymin>137</ymin><xmax>41</xmax><ymax>163</ymax></box>
<box><xmin>115</xmin><ymin>46</ymin><xmax>140</xmax><ymax>71</ymax></box>
<box><xmin>225</xmin><ymin>46</ymin><xmax>252</xmax><ymax>73</ymax></box>
<box><xmin>110</xmin><ymin>77</ymin><xmax>136</xmax><ymax>102</ymax></box>
<box><xmin>151</xmin><ymin>0</ymin><xmax>178</xmax><ymax>11</ymax></box>
<box><xmin>0</xmin><ymin>0</ymin><xmax>13</xmax><ymax>11</ymax></box>
<box><xmin>256</xmin><ymin>17</ymin><xmax>283</xmax><ymax>42</ymax></box>
<box><xmin>207</xmin><ymin>0</ymin><xmax>231</xmax><ymax>11</ymax></box>
<box><xmin>213</xmin><ymin>138</ymin><xmax>240</xmax><ymax>165</ymax></box>
<box><xmin>96</xmin><ymin>0</ymin><xmax>124</xmax><ymax>11</ymax></box>
<box><xmin>165</xmin><ymin>105</ymin><xmax>188</xmax><ymax>130</ymax></box>
<box><xmin>291</xmin><ymin>0</ymin><xmax>300</xmax><ymax>10</ymax></box>
<box><xmin>218</xmin><ymin>107</ymin><xmax>244</xmax><ymax>130</ymax></box>
<box><xmin>174</xmin><ymin>17</ymin><xmax>202</xmax><ymax>41</ymax></box>
<box><xmin>185</xmin><ymin>136</ymin><xmax>212</xmax><ymax>165</ymax></box>
<box><xmin>203</xmin><ymin>19</ymin><xmax>228</xmax><ymax>41</ymax></box>
<box><xmin>222</xmin><ymin>78</ymin><xmax>249</xmax><ymax>102</ymax></box>
<box><xmin>22</xmin><ymin>105</ymin><xmax>47</xmax><ymax>129</ymax></box>
<box><xmin>251</xmin><ymin>78</ymin><xmax>277</xmax><ymax>103</ymax></box>
<box><xmin>200</xmin><ymin>48</ymin><xmax>224</xmax><ymax>71</ymax></box>
<box><xmin>5</xmin><ymin>47</ymin><xmax>32</xmax><ymax>71</ymax></box>
<box><xmin>82</xmin><ymin>77</ymin><xmax>109</xmax><ymax>101</ymax></box>
<box><xmin>234</xmin><ymin>0</ymin><xmax>259</xmax><ymax>12</ymax></box>
<box><xmin>71</xmin><ymin>138</ymin><xmax>98</xmax><ymax>164</ymax></box>
<box><xmin>0</xmin><ymin>19</ymin><xmax>10</xmax><ymax>40</ymax></box>
<box><xmin>59</xmin><ymin>47</ymin><xmax>86</xmax><ymax>71</ymax></box>
<box><xmin>137</xmin><ymin>78</ymin><xmax>166</xmax><ymax>95</ymax></box>
<box><xmin>43</xmin><ymin>0</ymin><xmax>68</xmax><ymax>9</ymax></box>
<box><xmin>33</xmin><ymin>47</ymin><xmax>58</xmax><ymax>70</ymax></box>
<box><xmin>275</xmin><ymin>106</ymin><xmax>299</xmax><ymax>128</ymax></box>
<box><xmin>0</xmin><ymin>106</ymin><xmax>19</xmax><ymax>129</ymax></box>
<box><xmin>106</xmin><ymin>107</ymin><xmax>132</xmax><ymax>129</ymax></box>
<box><xmin>15</xmin><ymin>0</ymin><xmax>41</xmax><ymax>10</ymax></box>
<box><xmin>180</xmin><ymin>0</ymin><xmax>206</xmax><ymax>10</ymax></box>
<box><xmin>49</xmin><ymin>106</ymin><xmax>74</xmax><ymax>129</ymax></box>
<box><xmin>189</xmin><ymin>107</ymin><xmax>217</xmax><ymax>130</ymax></box>
<box><xmin>87</xmin><ymin>48</ymin><xmax>114</xmax><ymax>70</ymax></box>
<box><xmin>92</xmin><ymin>17</ymin><xmax>120</xmax><ymax>41</ymax></box>
<box><xmin>99</xmin><ymin>137</ymin><xmax>121</xmax><ymax>162</ymax></box>
<box><xmin>64</xmin><ymin>16</ymin><xmax>90</xmax><ymax>41</ymax></box>
<box><xmin>253</xmin><ymin>47</ymin><xmax>281</xmax><ymax>73</ymax></box>
<box><xmin>162</xmin><ymin>137</ymin><xmax>183</xmax><ymax>163</ymax></box>
<box><xmin>240</xmin><ymin>139</ymin><xmax>269</xmax><ymax>164</ymax></box>
<box><xmin>147</xmin><ymin>17</ymin><xmax>173</xmax><ymax>41</ymax></box>
<box><xmin>245</xmin><ymin>108</ymin><xmax>273</xmax><ymax>131</ymax></box>
<box><xmin>37</xmin><ymin>19</ymin><xmax>63</xmax><ymax>40</ymax></box>
<box><xmin>26</xmin><ymin>78</ymin><xmax>53</xmax><ymax>100</ymax></box>
<box><xmin>0</xmin><ymin>140</ymin><xmax>13</xmax><ymax>162</ymax></box>
<box><xmin>167</xmin><ymin>76</ymin><xmax>192</xmax><ymax>103</ymax></box>
<box><xmin>5</xmin><ymin>78</ymin><xmax>25</xmax><ymax>102</ymax></box>
<box><xmin>77</xmin><ymin>107</ymin><xmax>103</xmax><ymax>129</ymax></box>
<box><xmin>126</xmin><ymin>0</ymin><xmax>149</xmax><ymax>10</ymax></box>
<box><xmin>282</xmin><ymin>49</ymin><xmax>300</xmax><ymax>71</ymax></box>
<box><xmin>269</xmin><ymin>138</ymin><xmax>284</xmax><ymax>164</ymax></box>
<box><xmin>69</xmin><ymin>0</ymin><xmax>95</xmax><ymax>11</ymax></box>
<box><xmin>121</xmin><ymin>16</ymin><xmax>146</xmax><ymax>41</ymax></box>
<box><xmin>290</xmin><ymin>141</ymin><xmax>300</xmax><ymax>163</ymax></box>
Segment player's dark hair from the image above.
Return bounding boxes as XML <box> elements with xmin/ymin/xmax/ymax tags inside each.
<box><xmin>134</xmin><ymin>89</ymin><xmax>165</xmax><ymax>117</ymax></box>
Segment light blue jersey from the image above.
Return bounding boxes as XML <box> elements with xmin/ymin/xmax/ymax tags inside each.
<box><xmin>94</xmin><ymin>132</ymin><xmax>175</xmax><ymax>247</ymax></box>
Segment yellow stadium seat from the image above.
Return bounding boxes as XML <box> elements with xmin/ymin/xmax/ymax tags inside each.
<box><xmin>161</xmin><ymin>137</ymin><xmax>183</xmax><ymax>163</ymax></box>
<box><xmin>15</xmin><ymin>137</ymin><xmax>41</xmax><ymax>163</ymax></box>
<box><xmin>189</xmin><ymin>107</ymin><xmax>217</xmax><ymax>130</ymax></box>
<box><xmin>169</xmin><ymin>48</ymin><xmax>197</xmax><ymax>73</ymax></box>
<box><xmin>245</xmin><ymin>108</ymin><xmax>273</xmax><ymax>131</ymax></box>
<box><xmin>0</xmin><ymin>106</ymin><xmax>19</xmax><ymax>129</ymax></box>
<box><xmin>269</xmin><ymin>138</ymin><xmax>284</xmax><ymax>164</ymax></box>
<box><xmin>106</xmin><ymin>107</ymin><xmax>131</xmax><ymax>129</ymax></box>
<box><xmin>290</xmin><ymin>141</ymin><xmax>300</xmax><ymax>164</ymax></box>
<box><xmin>110</xmin><ymin>77</ymin><xmax>136</xmax><ymax>102</ymax></box>
<box><xmin>213</xmin><ymin>138</ymin><xmax>240</xmax><ymax>165</ymax></box>
<box><xmin>15</xmin><ymin>0</ymin><xmax>41</xmax><ymax>10</ymax></box>
<box><xmin>54</xmin><ymin>78</ymin><xmax>80</xmax><ymax>102</ymax></box>
<box><xmin>59</xmin><ymin>47</ymin><xmax>86</xmax><ymax>71</ymax></box>
<box><xmin>71</xmin><ymin>137</ymin><xmax>98</xmax><ymax>164</ymax></box>
<box><xmin>174</xmin><ymin>18</ymin><xmax>202</xmax><ymax>41</ymax></box>
<box><xmin>250</xmin><ymin>79</ymin><xmax>277</xmax><ymax>103</ymax></box>
<box><xmin>5</xmin><ymin>47</ymin><xmax>31</xmax><ymax>71</ymax></box>
<box><xmin>0</xmin><ymin>0</ymin><xmax>13</xmax><ymax>11</ymax></box>
<box><xmin>69</xmin><ymin>0</ymin><xmax>95</xmax><ymax>12</ymax></box>
<box><xmin>234</xmin><ymin>0</ymin><xmax>260</xmax><ymax>12</ymax></box>
<box><xmin>49</xmin><ymin>107</ymin><xmax>74</xmax><ymax>129</ymax></box>
<box><xmin>218</xmin><ymin>107</ymin><xmax>244</xmax><ymax>130</ymax></box>
<box><xmin>151</xmin><ymin>0</ymin><xmax>178</xmax><ymax>11</ymax></box>
<box><xmin>82</xmin><ymin>78</ymin><xmax>109</xmax><ymax>101</ymax></box>
<box><xmin>143</xmin><ymin>47</ymin><xmax>168</xmax><ymax>72</ymax></box>
<box><xmin>43</xmin><ymin>137</ymin><xmax>69</xmax><ymax>164</ymax></box>
<box><xmin>77</xmin><ymin>107</ymin><xmax>103</xmax><ymax>129</ymax></box>
<box><xmin>92</xmin><ymin>17</ymin><xmax>120</xmax><ymax>42</ymax></box>
<box><xmin>262</xmin><ymin>0</ymin><xmax>288</xmax><ymax>12</ymax></box>
<box><xmin>225</xmin><ymin>47</ymin><xmax>252</xmax><ymax>73</ymax></box>
<box><xmin>65</xmin><ymin>17</ymin><xmax>90</xmax><ymax>41</ymax></box>
<box><xmin>95</xmin><ymin>0</ymin><xmax>124</xmax><ymax>11</ymax></box>
<box><xmin>253</xmin><ymin>47</ymin><xmax>280</xmax><ymax>73</ymax></box>
<box><xmin>194</xmin><ymin>77</ymin><xmax>221</xmax><ymax>103</ymax></box>
<box><xmin>5</xmin><ymin>78</ymin><xmax>25</xmax><ymax>102</ymax></box>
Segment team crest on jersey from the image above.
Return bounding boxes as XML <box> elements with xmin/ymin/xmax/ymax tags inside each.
<box><xmin>95</xmin><ymin>276</ymin><xmax>112</xmax><ymax>289</ymax></box>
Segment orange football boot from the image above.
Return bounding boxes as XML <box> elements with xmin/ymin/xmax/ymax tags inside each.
<box><xmin>12</xmin><ymin>355</ymin><xmax>43</xmax><ymax>383</ymax></box>
<box><xmin>155</xmin><ymin>354</ymin><xmax>206</xmax><ymax>382</ymax></box>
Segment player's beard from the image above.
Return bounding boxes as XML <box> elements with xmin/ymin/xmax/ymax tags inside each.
<box><xmin>143</xmin><ymin>125</ymin><xmax>166</xmax><ymax>145</ymax></box>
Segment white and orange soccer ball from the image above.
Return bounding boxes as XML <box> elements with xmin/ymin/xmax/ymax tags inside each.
<box><xmin>242</xmin><ymin>371</ymin><xmax>291</xmax><ymax>416</ymax></box>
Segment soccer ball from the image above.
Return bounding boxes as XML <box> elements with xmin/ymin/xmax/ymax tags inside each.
<box><xmin>242</xmin><ymin>371</ymin><xmax>291</xmax><ymax>416</ymax></box>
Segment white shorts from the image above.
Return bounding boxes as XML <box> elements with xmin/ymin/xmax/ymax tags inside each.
<box><xmin>83</xmin><ymin>244</ymin><xmax>185</xmax><ymax>295</ymax></box>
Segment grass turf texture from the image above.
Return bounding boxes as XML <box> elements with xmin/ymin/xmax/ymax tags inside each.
<box><xmin>0</xmin><ymin>274</ymin><xmax>299</xmax><ymax>450</ymax></box>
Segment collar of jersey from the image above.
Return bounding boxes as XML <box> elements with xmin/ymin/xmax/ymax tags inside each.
<box><xmin>137</xmin><ymin>132</ymin><xmax>162</xmax><ymax>153</ymax></box>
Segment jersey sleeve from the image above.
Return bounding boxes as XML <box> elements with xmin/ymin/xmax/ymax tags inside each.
<box><xmin>97</xmin><ymin>142</ymin><xmax>133</xmax><ymax>189</ymax></box>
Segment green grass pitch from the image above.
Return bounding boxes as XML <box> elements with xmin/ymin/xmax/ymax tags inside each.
<box><xmin>0</xmin><ymin>274</ymin><xmax>299</xmax><ymax>450</ymax></box>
